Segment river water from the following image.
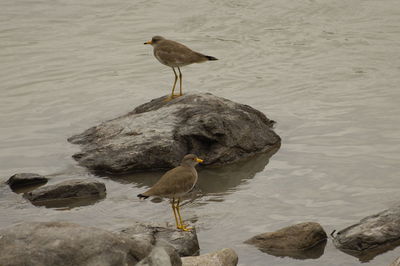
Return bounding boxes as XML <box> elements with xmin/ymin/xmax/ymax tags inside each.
<box><xmin>1</xmin><ymin>0</ymin><xmax>400</xmax><ymax>265</ymax></box>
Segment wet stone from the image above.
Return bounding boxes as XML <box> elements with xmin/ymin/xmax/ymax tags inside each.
<box><xmin>23</xmin><ymin>179</ymin><xmax>106</xmax><ymax>208</ymax></box>
<box><xmin>244</xmin><ymin>222</ymin><xmax>327</xmax><ymax>259</ymax></box>
<box><xmin>181</xmin><ymin>248</ymin><xmax>238</xmax><ymax>266</ymax></box>
<box><xmin>6</xmin><ymin>173</ymin><xmax>48</xmax><ymax>192</ymax></box>
<box><xmin>137</xmin><ymin>244</ymin><xmax>182</xmax><ymax>266</ymax></box>
<box><xmin>333</xmin><ymin>205</ymin><xmax>400</xmax><ymax>262</ymax></box>
<box><xmin>118</xmin><ymin>221</ymin><xmax>199</xmax><ymax>257</ymax></box>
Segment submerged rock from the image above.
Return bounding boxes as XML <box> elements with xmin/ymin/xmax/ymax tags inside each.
<box><xmin>244</xmin><ymin>222</ymin><xmax>327</xmax><ymax>259</ymax></box>
<box><xmin>181</xmin><ymin>248</ymin><xmax>238</xmax><ymax>266</ymax></box>
<box><xmin>0</xmin><ymin>222</ymin><xmax>147</xmax><ymax>266</ymax></box>
<box><xmin>6</xmin><ymin>173</ymin><xmax>48</xmax><ymax>191</ymax></box>
<box><xmin>68</xmin><ymin>93</ymin><xmax>280</xmax><ymax>174</ymax></box>
<box><xmin>333</xmin><ymin>206</ymin><xmax>400</xmax><ymax>262</ymax></box>
<box><xmin>23</xmin><ymin>179</ymin><xmax>106</xmax><ymax>207</ymax></box>
<box><xmin>118</xmin><ymin>221</ymin><xmax>199</xmax><ymax>257</ymax></box>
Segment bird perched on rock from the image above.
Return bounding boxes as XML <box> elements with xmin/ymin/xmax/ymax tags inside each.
<box><xmin>144</xmin><ymin>36</ymin><xmax>218</xmax><ymax>101</ymax></box>
<box><xmin>138</xmin><ymin>154</ymin><xmax>203</xmax><ymax>231</ymax></box>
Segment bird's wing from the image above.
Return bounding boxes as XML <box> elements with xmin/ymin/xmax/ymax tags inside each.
<box><xmin>144</xmin><ymin>166</ymin><xmax>197</xmax><ymax>197</ymax></box>
<box><xmin>155</xmin><ymin>41</ymin><xmax>205</xmax><ymax>65</ymax></box>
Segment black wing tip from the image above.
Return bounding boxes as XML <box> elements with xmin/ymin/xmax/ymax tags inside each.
<box><xmin>205</xmin><ymin>55</ymin><xmax>218</xmax><ymax>61</ymax></box>
<box><xmin>137</xmin><ymin>194</ymin><xmax>149</xmax><ymax>199</ymax></box>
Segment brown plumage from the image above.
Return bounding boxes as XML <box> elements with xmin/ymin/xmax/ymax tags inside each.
<box><xmin>138</xmin><ymin>154</ymin><xmax>203</xmax><ymax>231</ymax></box>
<box><xmin>144</xmin><ymin>36</ymin><xmax>217</xmax><ymax>100</ymax></box>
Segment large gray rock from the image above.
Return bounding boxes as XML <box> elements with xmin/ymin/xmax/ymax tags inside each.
<box><xmin>0</xmin><ymin>222</ymin><xmax>148</xmax><ymax>266</ymax></box>
<box><xmin>333</xmin><ymin>206</ymin><xmax>400</xmax><ymax>262</ymax></box>
<box><xmin>181</xmin><ymin>248</ymin><xmax>238</xmax><ymax>266</ymax></box>
<box><xmin>6</xmin><ymin>173</ymin><xmax>48</xmax><ymax>191</ymax></box>
<box><xmin>23</xmin><ymin>179</ymin><xmax>106</xmax><ymax>207</ymax></box>
<box><xmin>68</xmin><ymin>93</ymin><xmax>280</xmax><ymax>174</ymax></box>
<box><xmin>118</xmin><ymin>221</ymin><xmax>199</xmax><ymax>257</ymax></box>
<box><xmin>244</xmin><ymin>222</ymin><xmax>327</xmax><ymax>259</ymax></box>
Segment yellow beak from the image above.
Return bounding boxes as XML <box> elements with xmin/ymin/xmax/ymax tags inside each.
<box><xmin>196</xmin><ymin>158</ymin><xmax>204</xmax><ymax>163</ymax></box>
<box><xmin>144</xmin><ymin>40</ymin><xmax>152</xmax><ymax>45</ymax></box>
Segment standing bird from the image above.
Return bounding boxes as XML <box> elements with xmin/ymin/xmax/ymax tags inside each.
<box><xmin>144</xmin><ymin>36</ymin><xmax>218</xmax><ymax>100</ymax></box>
<box><xmin>138</xmin><ymin>154</ymin><xmax>203</xmax><ymax>231</ymax></box>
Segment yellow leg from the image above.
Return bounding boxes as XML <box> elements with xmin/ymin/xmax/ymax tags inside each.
<box><xmin>176</xmin><ymin>199</ymin><xmax>192</xmax><ymax>231</ymax></box>
<box><xmin>165</xmin><ymin>68</ymin><xmax>179</xmax><ymax>102</ymax></box>
<box><xmin>177</xmin><ymin>67</ymin><xmax>183</xmax><ymax>96</ymax></box>
<box><xmin>171</xmin><ymin>198</ymin><xmax>180</xmax><ymax>229</ymax></box>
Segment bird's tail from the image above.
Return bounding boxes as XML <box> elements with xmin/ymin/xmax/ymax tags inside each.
<box><xmin>137</xmin><ymin>194</ymin><xmax>149</xmax><ymax>199</ymax></box>
<box><xmin>205</xmin><ymin>55</ymin><xmax>218</xmax><ymax>61</ymax></box>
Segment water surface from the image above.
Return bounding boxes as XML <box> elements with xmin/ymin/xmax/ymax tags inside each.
<box><xmin>1</xmin><ymin>0</ymin><xmax>400</xmax><ymax>265</ymax></box>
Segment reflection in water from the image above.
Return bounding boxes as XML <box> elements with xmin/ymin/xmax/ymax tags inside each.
<box><xmin>10</xmin><ymin>183</ymin><xmax>47</xmax><ymax>194</ymax></box>
<box><xmin>27</xmin><ymin>195</ymin><xmax>106</xmax><ymax>210</ymax></box>
<box><xmin>335</xmin><ymin>239</ymin><xmax>400</xmax><ymax>263</ymax></box>
<box><xmin>2</xmin><ymin>0</ymin><xmax>400</xmax><ymax>264</ymax></box>
<box><xmin>197</xmin><ymin>147</ymin><xmax>279</xmax><ymax>195</ymax></box>
<box><xmin>111</xmin><ymin>147</ymin><xmax>279</xmax><ymax>201</ymax></box>
<box><xmin>258</xmin><ymin>240</ymin><xmax>327</xmax><ymax>260</ymax></box>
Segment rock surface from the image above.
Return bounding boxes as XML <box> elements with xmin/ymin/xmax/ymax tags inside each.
<box><xmin>68</xmin><ymin>93</ymin><xmax>280</xmax><ymax>174</ymax></box>
<box><xmin>333</xmin><ymin>205</ymin><xmax>400</xmax><ymax>262</ymax></box>
<box><xmin>181</xmin><ymin>248</ymin><xmax>238</xmax><ymax>266</ymax></box>
<box><xmin>0</xmin><ymin>222</ymin><xmax>148</xmax><ymax>266</ymax></box>
<box><xmin>23</xmin><ymin>179</ymin><xmax>106</xmax><ymax>207</ymax></box>
<box><xmin>244</xmin><ymin>222</ymin><xmax>327</xmax><ymax>259</ymax></box>
<box><xmin>6</xmin><ymin>173</ymin><xmax>48</xmax><ymax>191</ymax></box>
<box><xmin>137</xmin><ymin>245</ymin><xmax>182</xmax><ymax>266</ymax></box>
<box><xmin>118</xmin><ymin>221</ymin><xmax>199</xmax><ymax>257</ymax></box>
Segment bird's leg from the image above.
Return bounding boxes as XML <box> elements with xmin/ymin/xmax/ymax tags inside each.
<box><xmin>177</xmin><ymin>67</ymin><xmax>183</xmax><ymax>96</ymax></box>
<box><xmin>171</xmin><ymin>198</ymin><xmax>180</xmax><ymax>229</ymax></box>
<box><xmin>176</xmin><ymin>199</ymin><xmax>184</xmax><ymax>228</ymax></box>
<box><xmin>176</xmin><ymin>199</ymin><xmax>192</xmax><ymax>231</ymax></box>
<box><xmin>165</xmin><ymin>68</ymin><xmax>179</xmax><ymax>101</ymax></box>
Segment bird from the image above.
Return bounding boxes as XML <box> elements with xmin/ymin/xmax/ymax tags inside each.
<box><xmin>144</xmin><ymin>36</ymin><xmax>218</xmax><ymax>101</ymax></box>
<box><xmin>138</xmin><ymin>154</ymin><xmax>203</xmax><ymax>231</ymax></box>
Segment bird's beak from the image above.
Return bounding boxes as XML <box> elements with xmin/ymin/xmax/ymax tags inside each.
<box><xmin>144</xmin><ymin>40</ymin><xmax>152</xmax><ymax>45</ymax></box>
<box><xmin>196</xmin><ymin>158</ymin><xmax>204</xmax><ymax>163</ymax></box>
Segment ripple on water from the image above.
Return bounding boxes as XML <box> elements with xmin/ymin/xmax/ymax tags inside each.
<box><xmin>1</xmin><ymin>0</ymin><xmax>400</xmax><ymax>265</ymax></box>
